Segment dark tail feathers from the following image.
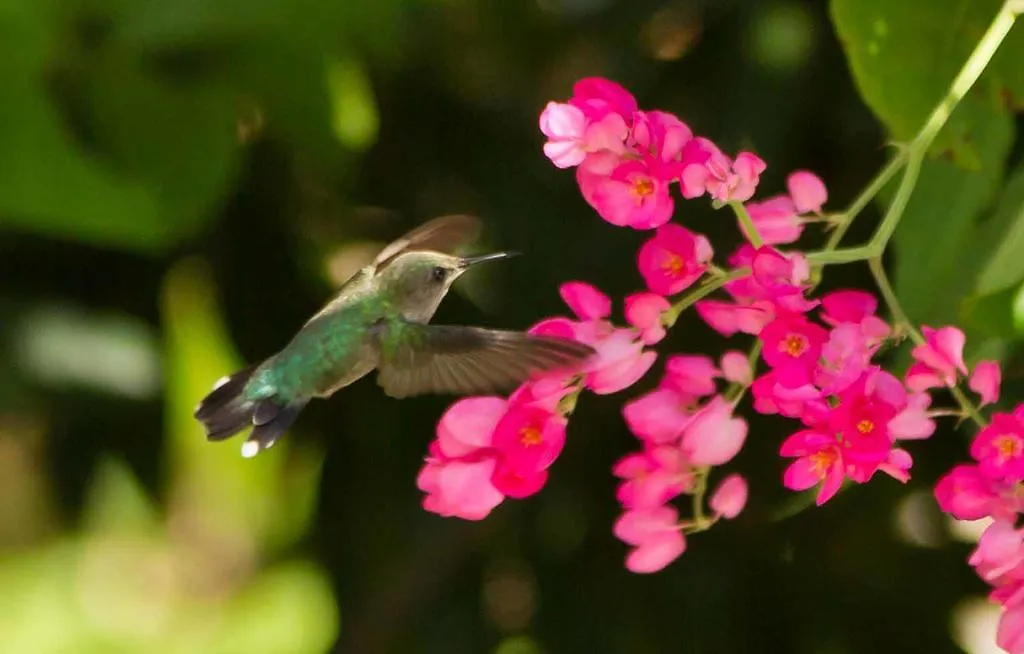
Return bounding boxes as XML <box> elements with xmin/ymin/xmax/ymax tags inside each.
<box><xmin>193</xmin><ymin>366</ymin><xmax>307</xmax><ymax>458</ymax></box>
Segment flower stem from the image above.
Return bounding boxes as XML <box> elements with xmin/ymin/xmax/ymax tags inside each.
<box><xmin>664</xmin><ymin>267</ymin><xmax>751</xmax><ymax>326</ymax></box>
<box><xmin>730</xmin><ymin>201</ymin><xmax>763</xmax><ymax>248</ymax></box>
<box><xmin>805</xmin><ymin>1</ymin><xmax>1019</xmax><ymax>267</ymax></box>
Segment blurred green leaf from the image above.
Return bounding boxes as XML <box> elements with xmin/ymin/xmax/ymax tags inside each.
<box><xmin>328</xmin><ymin>58</ymin><xmax>379</xmax><ymax>151</ymax></box>
<box><xmin>830</xmin><ymin>0</ymin><xmax>1024</xmax><ymax>164</ymax></box>
<box><xmin>81</xmin><ymin>458</ymin><xmax>161</xmax><ymax>534</ymax></box>
<box><xmin>162</xmin><ymin>258</ymin><xmax>321</xmax><ymax>553</ymax></box>
<box><xmin>209</xmin><ymin>561</ymin><xmax>339</xmax><ymax>654</ymax></box>
<box><xmin>959</xmin><ymin>283</ymin><xmax>1020</xmax><ymax>340</ymax></box>
<box><xmin>890</xmin><ymin>99</ymin><xmax>1013</xmax><ymax>325</ymax></box>
<box><xmin>973</xmin><ymin>163</ymin><xmax>1024</xmax><ymax>295</ymax></box>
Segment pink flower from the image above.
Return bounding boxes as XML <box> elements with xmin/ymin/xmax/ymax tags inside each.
<box><xmin>680</xmin><ymin>150</ymin><xmax>766</xmax><ymax>203</ymax></box>
<box><xmin>578</xmin><ymin>158</ymin><xmax>675</xmax><ymax>229</ymax></box>
<box><xmin>418</xmin><ymin>456</ymin><xmax>505</xmax><ymax>520</ymax></box>
<box><xmin>560</xmin><ymin>281</ymin><xmax>612</xmax><ymax>321</ymax></box>
<box><xmin>820</xmin><ymin>290</ymin><xmax>878</xmax><ymax>326</ymax></box>
<box><xmin>664</xmin><ymin>355</ymin><xmax>720</xmax><ymax>397</ymax></box>
<box><xmin>759</xmin><ymin>314</ymin><xmax>829</xmax><ymax>388</ymax></box>
<box><xmin>614</xmin><ymin>506</ymin><xmax>686</xmax><ymax>573</ymax></box>
<box><xmin>720</xmin><ymin>350</ymin><xmax>753</xmax><ymax>385</ymax></box>
<box><xmin>624</xmin><ymin>292</ymin><xmax>670</xmax><ymax>344</ymax></box>
<box><xmin>934</xmin><ymin>464</ymin><xmax>999</xmax><ymax>521</ymax></box>
<box><xmin>614</xmin><ymin>447</ymin><xmax>691</xmax><ymax>508</ymax></box>
<box><xmin>539</xmin><ymin>102</ymin><xmax>589</xmax><ymax>168</ymax></box>
<box><xmin>492</xmin><ymin>405</ymin><xmax>565</xmax><ymax>475</ymax></box>
<box><xmin>971</xmin><ymin>412</ymin><xmax>1024</xmax><ymax>482</ymax></box>
<box><xmin>584</xmin><ymin>328</ymin><xmax>658</xmax><ymax>394</ymax></box>
<box><xmin>709</xmin><ymin>474</ymin><xmax>748</xmax><ymax>519</ymax></box>
<box><xmin>787</xmin><ymin>171</ymin><xmax>828</xmax><ymax>214</ymax></box>
<box><xmin>970</xmin><ymin>360</ymin><xmax>1002</xmax><ymax>407</ymax></box>
<box><xmin>623</xmin><ymin>387</ymin><xmax>696</xmax><ymax>444</ymax></box>
<box><xmin>680</xmin><ymin>396</ymin><xmax>747</xmax><ymax>466</ymax></box>
<box><xmin>632</xmin><ymin>110</ymin><xmax>693</xmax><ymax>169</ymax></box>
<box><xmin>751</xmin><ymin>370</ymin><xmax>821</xmax><ymax>418</ymax></box>
<box><xmin>888</xmin><ymin>392</ymin><xmax>936</xmax><ymax>441</ymax></box>
<box><xmin>780</xmin><ymin>430</ymin><xmax>845</xmax><ymax>505</ymax></box>
<box><xmin>814</xmin><ymin>323</ymin><xmax>872</xmax><ymax>394</ymax></box>
<box><xmin>569</xmin><ymin>77</ymin><xmax>638</xmax><ymax>123</ymax></box>
<box><xmin>437</xmin><ymin>396</ymin><xmax>506</xmax><ymax>458</ymax></box>
<box><xmin>695</xmin><ymin>299</ymin><xmax>775</xmax><ymax>337</ymax></box>
<box><xmin>637</xmin><ymin>223</ymin><xmax>713</xmax><ymax>295</ymax></box>
<box><xmin>998</xmin><ymin>604</ymin><xmax>1024</xmax><ymax>654</ymax></box>
<box><xmin>743</xmin><ymin>196</ymin><xmax>803</xmax><ymax>245</ymax></box>
<box><xmin>970</xmin><ymin>520</ymin><xmax>1024</xmax><ymax>584</ymax></box>
<box><xmin>906</xmin><ymin>325</ymin><xmax>967</xmax><ymax>390</ymax></box>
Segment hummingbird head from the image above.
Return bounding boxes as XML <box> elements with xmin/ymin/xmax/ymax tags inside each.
<box><xmin>377</xmin><ymin>250</ymin><xmax>519</xmax><ymax>322</ymax></box>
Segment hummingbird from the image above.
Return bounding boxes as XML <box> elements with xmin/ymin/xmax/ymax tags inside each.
<box><xmin>194</xmin><ymin>214</ymin><xmax>595</xmax><ymax>458</ymax></box>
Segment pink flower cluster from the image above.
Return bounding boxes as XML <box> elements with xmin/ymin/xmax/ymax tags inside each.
<box><xmin>419</xmin><ymin>80</ymin><xmax>1020</xmax><ymax>650</ymax></box>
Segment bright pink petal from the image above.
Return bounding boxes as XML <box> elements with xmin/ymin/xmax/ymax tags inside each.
<box><xmin>425</xmin><ymin>458</ymin><xmax>505</xmax><ymax>520</ymax></box>
<box><xmin>560</xmin><ymin>281</ymin><xmax>612</xmax><ymax>320</ymax></box>
<box><xmin>970</xmin><ymin>360</ymin><xmax>1002</xmax><ymax>407</ymax></box>
<box><xmin>934</xmin><ymin>464</ymin><xmax>998</xmax><ymax>521</ymax></box>
<box><xmin>624</xmin><ymin>292</ymin><xmax>670</xmax><ymax>344</ymax></box>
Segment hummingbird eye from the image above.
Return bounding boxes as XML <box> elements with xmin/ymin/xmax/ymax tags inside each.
<box><xmin>430</xmin><ymin>266</ymin><xmax>447</xmax><ymax>283</ymax></box>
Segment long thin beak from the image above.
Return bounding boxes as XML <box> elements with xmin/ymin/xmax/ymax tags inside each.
<box><xmin>459</xmin><ymin>251</ymin><xmax>520</xmax><ymax>268</ymax></box>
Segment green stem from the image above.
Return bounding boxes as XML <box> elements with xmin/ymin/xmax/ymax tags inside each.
<box><xmin>664</xmin><ymin>267</ymin><xmax>751</xmax><ymax>326</ymax></box>
<box><xmin>869</xmin><ymin>257</ymin><xmax>988</xmax><ymax>428</ymax></box>
<box><xmin>806</xmin><ymin>2</ymin><xmax>1019</xmax><ymax>265</ymax></box>
<box><xmin>730</xmin><ymin>201</ymin><xmax>763</xmax><ymax>248</ymax></box>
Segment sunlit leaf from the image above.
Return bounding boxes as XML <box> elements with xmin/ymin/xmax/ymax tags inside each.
<box><xmin>328</xmin><ymin>58</ymin><xmax>380</xmax><ymax>151</ymax></box>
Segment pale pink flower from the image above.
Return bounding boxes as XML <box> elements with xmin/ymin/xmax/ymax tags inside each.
<box><xmin>970</xmin><ymin>521</ymin><xmax>1024</xmax><ymax>584</ymax></box>
<box><xmin>583</xmin><ymin>328</ymin><xmax>658</xmax><ymax>394</ymax></box>
<box><xmin>906</xmin><ymin>325</ymin><xmax>967</xmax><ymax>390</ymax></box>
<box><xmin>418</xmin><ymin>456</ymin><xmax>505</xmax><ymax>520</ymax></box>
<box><xmin>680</xmin><ymin>150</ymin><xmax>766</xmax><ymax>203</ymax></box>
<box><xmin>623</xmin><ymin>387</ymin><xmax>696</xmax><ymax>444</ymax></box>
<box><xmin>664</xmin><ymin>355</ymin><xmax>721</xmax><ymax>397</ymax></box>
<box><xmin>437</xmin><ymin>396</ymin><xmax>506</xmax><ymax>458</ymax></box>
<box><xmin>888</xmin><ymin>392</ymin><xmax>935</xmax><ymax>441</ymax></box>
<box><xmin>614</xmin><ymin>506</ymin><xmax>686</xmax><ymax>573</ymax></box>
<box><xmin>998</xmin><ymin>605</ymin><xmax>1024</xmax><ymax>654</ymax></box>
<box><xmin>614</xmin><ymin>447</ymin><xmax>692</xmax><ymax>509</ymax></box>
<box><xmin>720</xmin><ymin>350</ymin><xmax>753</xmax><ymax>385</ymax></box>
<box><xmin>787</xmin><ymin>170</ymin><xmax>828</xmax><ymax>214</ymax></box>
<box><xmin>539</xmin><ymin>102</ymin><xmax>589</xmax><ymax>168</ymax></box>
<box><xmin>695</xmin><ymin>299</ymin><xmax>775</xmax><ymax>337</ymax></box>
<box><xmin>743</xmin><ymin>195</ymin><xmax>803</xmax><ymax>245</ymax></box>
<box><xmin>624</xmin><ymin>292</ymin><xmax>670</xmax><ymax>344</ymax></box>
<box><xmin>637</xmin><ymin>223</ymin><xmax>713</xmax><ymax>295</ymax></box>
<box><xmin>680</xmin><ymin>396</ymin><xmax>747</xmax><ymax>465</ymax></box>
<box><xmin>709</xmin><ymin>474</ymin><xmax>748</xmax><ymax>519</ymax></box>
<box><xmin>971</xmin><ymin>360</ymin><xmax>1002</xmax><ymax>407</ymax></box>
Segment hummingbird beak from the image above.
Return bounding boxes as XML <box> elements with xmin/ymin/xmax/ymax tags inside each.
<box><xmin>458</xmin><ymin>251</ymin><xmax>520</xmax><ymax>269</ymax></box>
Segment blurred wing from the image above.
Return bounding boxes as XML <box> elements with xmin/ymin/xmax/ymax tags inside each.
<box><xmin>373</xmin><ymin>214</ymin><xmax>482</xmax><ymax>271</ymax></box>
<box><xmin>375</xmin><ymin>323</ymin><xmax>594</xmax><ymax>399</ymax></box>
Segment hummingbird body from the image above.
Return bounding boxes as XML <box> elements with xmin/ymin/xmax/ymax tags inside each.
<box><xmin>195</xmin><ymin>215</ymin><xmax>594</xmax><ymax>458</ymax></box>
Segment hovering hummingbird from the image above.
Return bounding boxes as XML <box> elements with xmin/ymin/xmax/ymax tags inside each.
<box><xmin>194</xmin><ymin>214</ymin><xmax>595</xmax><ymax>458</ymax></box>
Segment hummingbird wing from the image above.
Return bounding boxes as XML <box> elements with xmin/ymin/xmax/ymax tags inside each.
<box><xmin>375</xmin><ymin>323</ymin><xmax>595</xmax><ymax>399</ymax></box>
<box><xmin>372</xmin><ymin>214</ymin><xmax>482</xmax><ymax>272</ymax></box>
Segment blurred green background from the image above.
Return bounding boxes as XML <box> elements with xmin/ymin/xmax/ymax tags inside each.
<box><xmin>2</xmin><ymin>0</ymin><xmax>1024</xmax><ymax>652</ymax></box>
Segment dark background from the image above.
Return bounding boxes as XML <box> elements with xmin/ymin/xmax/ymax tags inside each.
<box><xmin>0</xmin><ymin>0</ymin><xmax>1004</xmax><ymax>652</ymax></box>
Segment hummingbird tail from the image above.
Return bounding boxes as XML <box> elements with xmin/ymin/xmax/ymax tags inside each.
<box><xmin>194</xmin><ymin>365</ymin><xmax>308</xmax><ymax>458</ymax></box>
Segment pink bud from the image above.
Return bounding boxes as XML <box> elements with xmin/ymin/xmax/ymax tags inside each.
<box><xmin>709</xmin><ymin>474</ymin><xmax>748</xmax><ymax>519</ymax></box>
<box><xmin>909</xmin><ymin>325</ymin><xmax>967</xmax><ymax>388</ymax></box>
<box><xmin>559</xmin><ymin>281</ymin><xmax>612</xmax><ymax>321</ymax></box>
<box><xmin>625</xmin><ymin>531</ymin><xmax>686</xmax><ymax>573</ymax></box>
<box><xmin>934</xmin><ymin>464</ymin><xmax>997</xmax><ymax>521</ymax></box>
<box><xmin>437</xmin><ymin>396</ymin><xmax>507</xmax><ymax>458</ymax></box>
<box><xmin>624</xmin><ymin>292</ymin><xmax>670</xmax><ymax>344</ymax></box>
<box><xmin>720</xmin><ymin>351</ymin><xmax>753</xmax><ymax>385</ymax></box>
<box><xmin>970</xmin><ymin>360</ymin><xmax>1002</xmax><ymax>407</ymax></box>
<box><xmin>786</xmin><ymin>170</ymin><xmax>828</xmax><ymax>214</ymax></box>
<box><xmin>681</xmin><ymin>396</ymin><xmax>747</xmax><ymax>465</ymax></box>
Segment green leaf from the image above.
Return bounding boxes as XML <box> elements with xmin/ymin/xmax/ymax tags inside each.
<box><xmin>974</xmin><ymin>163</ymin><xmax>1024</xmax><ymax>295</ymax></box>
<box><xmin>891</xmin><ymin>98</ymin><xmax>1013</xmax><ymax>325</ymax></box>
<box><xmin>959</xmin><ymin>283</ymin><xmax>1021</xmax><ymax>341</ymax></box>
<box><xmin>830</xmin><ymin>0</ymin><xmax>1023</xmax><ymax>164</ymax></box>
<box><xmin>327</xmin><ymin>58</ymin><xmax>380</xmax><ymax>152</ymax></box>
